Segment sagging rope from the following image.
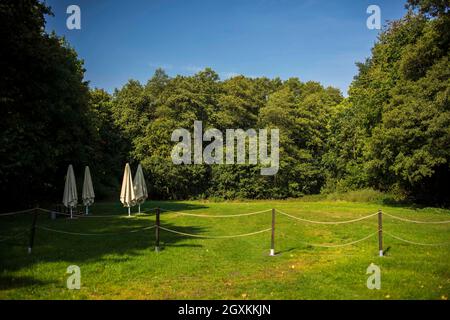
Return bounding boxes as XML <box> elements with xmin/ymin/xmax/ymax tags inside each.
<box><xmin>0</xmin><ymin>230</ymin><xmax>29</xmax><ymax>242</ymax></box>
<box><xmin>36</xmin><ymin>225</ymin><xmax>155</xmax><ymax>236</ymax></box>
<box><xmin>276</xmin><ymin>209</ymin><xmax>378</xmax><ymax>225</ymax></box>
<box><xmin>158</xmin><ymin>225</ymin><xmax>272</xmax><ymax>239</ymax></box>
<box><xmin>157</xmin><ymin>227</ymin><xmax>387</xmax><ymax>249</ymax></box>
<box><xmin>383</xmin><ymin>231</ymin><xmax>450</xmax><ymax>246</ymax></box>
<box><xmin>135</xmin><ymin>207</ymin><xmax>159</xmax><ymax>214</ymax></box>
<box><xmin>383</xmin><ymin>212</ymin><xmax>450</xmax><ymax>224</ymax></box>
<box><xmin>34</xmin><ymin>223</ymin><xmax>270</xmax><ymax>239</ymax></box>
<box><xmin>296</xmin><ymin>231</ymin><xmax>379</xmax><ymax>248</ymax></box>
<box><xmin>37</xmin><ymin>207</ymin><xmax>110</xmax><ymax>218</ymax></box>
<box><xmin>37</xmin><ymin>207</ymin><xmax>159</xmax><ymax>218</ymax></box>
<box><xmin>159</xmin><ymin>207</ymin><xmax>272</xmax><ymax>218</ymax></box>
<box><xmin>0</xmin><ymin>208</ymin><xmax>35</xmax><ymax>217</ymax></box>
<box><xmin>0</xmin><ymin>207</ymin><xmax>120</xmax><ymax>218</ymax></box>
<box><xmin>3</xmin><ymin>206</ymin><xmax>450</xmax><ymax>225</ymax></box>
<box><xmin>2</xmin><ymin>206</ymin><xmax>449</xmax><ymax>250</ymax></box>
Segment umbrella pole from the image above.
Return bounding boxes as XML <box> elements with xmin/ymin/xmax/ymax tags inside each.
<box><xmin>138</xmin><ymin>204</ymin><xmax>141</xmax><ymax>214</ymax></box>
<box><xmin>70</xmin><ymin>207</ymin><xmax>73</xmax><ymax>219</ymax></box>
<box><xmin>128</xmin><ymin>206</ymin><xmax>131</xmax><ymax>217</ymax></box>
<box><xmin>86</xmin><ymin>206</ymin><xmax>88</xmax><ymax>215</ymax></box>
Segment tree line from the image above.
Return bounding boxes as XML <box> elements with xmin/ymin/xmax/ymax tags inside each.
<box><xmin>1</xmin><ymin>0</ymin><xmax>449</xmax><ymax>208</ymax></box>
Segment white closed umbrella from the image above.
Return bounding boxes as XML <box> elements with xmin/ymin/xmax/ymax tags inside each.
<box><xmin>63</xmin><ymin>164</ymin><xmax>78</xmax><ymax>219</ymax></box>
<box><xmin>133</xmin><ymin>164</ymin><xmax>148</xmax><ymax>213</ymax></box>
<box><xmin>120</xmin><ymin>163</ymin><xmax>136</xmax><ymax>216</ymax></box>
<box><xmin>82</xmin><ymin>166</ymin><xmax>95</xmax><ymax>215</ymax></box>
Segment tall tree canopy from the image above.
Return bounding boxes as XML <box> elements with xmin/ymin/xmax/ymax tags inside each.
<box><xmin>0</xmin><ymin>1</ymin><xmax>128</xmax><ymax>206</ymax></box>
<box><xmin>325</xmin><ymin>0</ymin><xmax>450</xmax><ymax>204</ymax></box>
<box><xmin>0</xmin><ymin>0</ymin><xmax>92</xmax><ymax>206</ymax></box>
<box><xmin>2</xmin><ymin>0</ymin><xmax>449</xmax><ymax>207</ymax></box>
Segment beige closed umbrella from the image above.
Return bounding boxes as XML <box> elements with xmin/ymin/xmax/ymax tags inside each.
<box><xmin>82</xmin><ymin>166</ymin><xmax>95</xmax><ymax>215</ymax></box>
<box><xmin>63</xmin><ymin>164</ymin><xmax>78</xmax><ymax>219</ymax></box>
<box><xmin>120</xmin><ymin>163</ymin><xmax>136</xmax><ymax>216</ymax></box>
<box><xmin>133</xmin><ymin>164</ymin><xmax>148</xmax><ymax>213</ymax></box>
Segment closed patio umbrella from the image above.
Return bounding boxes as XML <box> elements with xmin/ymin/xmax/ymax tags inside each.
<box><xmin>82</xmin><ymin>166</ymin><xmax>95</xmax><ymax>215</ymax></box>
<box><xmin>120</xmin><ymin>163</ymin><xmax>136</xmax><ymax>216</ymax></box>
<box><xmin>133</xmin><ymin>164</ymin><xmax>148</xmax><ymax>213</ymax></box>
<box><xmin>63</xmin><ymin>164</ymin><xmax>78</xmax><ymax>219</ymax></box>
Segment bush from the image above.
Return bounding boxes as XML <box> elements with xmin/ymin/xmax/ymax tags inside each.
<box><xmin>325</xmin><ymin>188</ymin><xmax>387</xmax><ymax>203</ymax></box>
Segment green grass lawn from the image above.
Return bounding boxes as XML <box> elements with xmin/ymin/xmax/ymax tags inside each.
<box><xmin>1</xmin><ymin>199</ymin><xmax>449</xmax><ymax>299</ymax></box>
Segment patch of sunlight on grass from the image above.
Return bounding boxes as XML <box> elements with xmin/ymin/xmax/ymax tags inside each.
<box><xmin>1</xmin><ymin>199</ymin><xmax>449</xmax><ymax>299</ymax></box>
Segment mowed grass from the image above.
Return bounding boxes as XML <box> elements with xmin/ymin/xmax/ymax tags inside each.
<box><xmin>0</xmin><ymin>199</ymin><xmax>449</xmax><ymax>300</ymax></box>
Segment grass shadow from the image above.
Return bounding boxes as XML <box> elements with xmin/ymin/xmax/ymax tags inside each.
<box><xmin>0</xmin><ymin>275</ymin><xmax>53</xmax><ymax>290</ymax></box>
<box><xmin>0</xmin><ymin>201</ymin><xmax>212</xmax><ymax>274</ymax></box>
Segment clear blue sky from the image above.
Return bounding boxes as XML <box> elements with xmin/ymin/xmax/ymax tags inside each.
<box><xmin>44</xmin><ymin>0</ymin><xmax>407</xmax><ymax>95</ymax></box>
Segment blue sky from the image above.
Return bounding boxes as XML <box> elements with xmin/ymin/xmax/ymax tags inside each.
<box><xmin>44</xmin><ymin>0</ymin><xmax>407</xmax><ymax>95</ymax></box>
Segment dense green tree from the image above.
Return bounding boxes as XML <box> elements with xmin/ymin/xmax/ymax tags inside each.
<box><xmin>324</xmin><ymin>0</ymin><xmax>450</xmax><ymax>204</ymax></box>
<box><xmin>0</xmin><ymin>0</ymin><xmax>91</xmax><ymax>206</ymax></box>
<box><xmin>4</xmin><ymin>0</ymin><xmax>448</xmax><ymax>206</ymax></box>
<box><xmin>87</xmin><ymin>89</ymin><xmax>130</xmax><ymax>197</ymax></box>
<box><xmin>215</xmin><ymin>76</ymin><xmax>264</xmax><ymax>129</ymax></box>
<box><xmin>259</xmin><ymin>80</ymin><xmax>343</xmax><ymax>197</ymax></box>
<box><xmin>407</xmin><ymin>0</ymin><xmax>450</xmax><ymax>17</ymax></box>
<box><xmin>110</xmin><ymin>67</ymin><xmax>343</xmax><ymax>200</ymax></box>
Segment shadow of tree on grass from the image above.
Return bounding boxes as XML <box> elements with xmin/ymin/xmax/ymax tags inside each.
<box><xmin>0</xmin><ymin>201</ymin><xmax>214</xmax><ymax>292</ymax></box>
<box><xmin>0</xmin><ymin>275</ymin><xmax>53</xmax><ymax>290</ymax></box>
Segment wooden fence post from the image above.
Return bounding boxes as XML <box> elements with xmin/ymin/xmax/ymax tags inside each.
<box><xmin>28</xmin><ymin>208</ymin><xmax>38</xmax><ymax>254</ymax></box>
<box><xmin>155</xmin><ymin>207</ymin><xmax>160</xmax><ymax>252</ymax></box>
<box><xmin>270</xmin><ymin>208</ymin><xmax>275</xmax><ymax>256</ymax></box>
<box><xmin>378</xmin><ymin>209</ymin><xmax>383</xmax><ymax>257</ymax></box>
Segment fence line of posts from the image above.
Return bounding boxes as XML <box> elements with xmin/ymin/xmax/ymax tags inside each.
<box><xmin>149</xmin><ymin>207</ymin><xmax>385</xmax><ymax>257</ymax></box>
<box><xmin>263</xmin><ymin>208</ymin><xmax>383</xmax><ymax>257</ymax></box>
<box><xmin>155</xmin><ymin>207</ymin><xmax>160</xmax><ymax>252</ymax></box>
<box><xmin>23</xmin><ymin>207</ymin><xmax>386</xmax><ymax>256</ymax></box>
<box><xmin>3</xmin><ymin>205</ymin><xmax>449</xmax><ymax>255</ymax></box>
<box><xmin>378</xmin><ymin>209</ymin><xmax>383</xmax><ymax>257</ymax></box>
<box><xmin>28</xmin><ymin>208</ymin><xmax>38</xmax><ymax>254</ymax></box>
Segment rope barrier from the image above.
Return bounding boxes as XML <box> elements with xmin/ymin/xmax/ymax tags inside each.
<box><xmin>158</xmin><ymin>208</ymin><xmax>272</xmax><ymax>218</ymax></box>
<box><xmin>158</xmin><ymin>225</ymin><xmax>272</xmax><ymax>239</ymax></box>
<box><xmin>138</xmin><ymin>207</ymin><xmax>159</xmax><ymax>213</ymax></box>
<box><xmin>295</xmin><ymin>231</ymin><xmax>379</xmax><ymax>248</ymax></box>
<box><xmin>383</xmin><ymin>212</ymin><xmax>450</xmax><ymax>224</ymax></box>
<box><xmin>36</xmin><ymin>225</ymin><xmax>155</xmax><ymax>236</ymax></box>
<box><xmin>0</xmin><ymin>230</ymin><xmax>29</xmax><ymax>242</ymax></box>
<box><xmin>276</xmin><ymin>209</ymin><xmax>378</xmax><ymax>225</ymax></box>
<box><xmin>0</xmin><ymin>208</ymin><xmax>35</xmax><ymax>217</ymax></box>
<box><xmin>37</xmin><ymin>207</ymin><xmax>118</xmax><ymax>218</ymax></box>
<box><xmin>4</xmin><ymin>207</ymin><xmax>449</xmax><ymax>224</ymax></box>
<box><xmin>37</xmin><ymin>207</ymin><xmax>159</xmax><ymax>218</ymax></box>
<box><xmin>383</xmin><ymin>231</ymin><xmax>450</xmax><ymax>246</ymax></box>
<box><xmin>2</xmin><ymin>205</ymin><xmax>450</xmax><ymax>251</ymax></box>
